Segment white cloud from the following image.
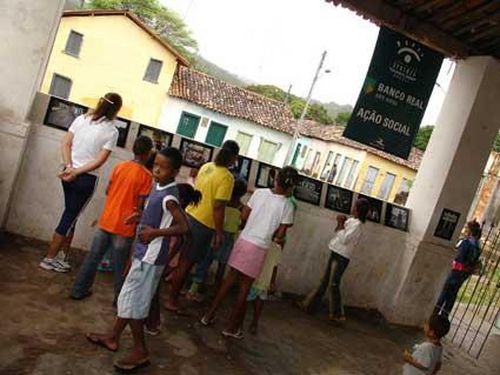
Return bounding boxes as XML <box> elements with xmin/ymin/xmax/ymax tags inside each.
<box><xmin>162</xmin><ymin>0</ymin><xmax>452</xmax><ymax>125</ymax></box>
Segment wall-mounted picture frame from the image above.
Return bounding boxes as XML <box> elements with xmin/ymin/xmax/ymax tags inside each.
<box><xmin>434</xmin><ymin>208</ymin><xmax>461</xmax><ymax>240</ymax></box>
<box><xmin>359</xmin><ymin>195</ymin><xmax>383</xmax><ymax>223</ymax></box>
<box><xmin>138</xmin><ymin>125</ymin><xmax>173</xmax><ymax>151</ymax></box>
<box><xmin>384</xmin><ymin>203</ymin><xmax>410</xmax><ymax>231</ymax></box>
<box><xmin>256</xmin><ymin>162</ymin><xmax>279</xmax><ymax>188</ymax></box>
<box><xmin>114</xmin><ymin>117</ymin><xmax>130</xmax><ymax>148</ymax></box>
<box><xmin>235</xmin><ymin>156</ymin><xmax>252</xmax><ymax>182</ymax></box>
<box><xmin>294</xmin><ymin>175</ymin><xmax>323</xmax><ymax>206</ymax></box>
<box><xmin>179</xmin><ymin>138</ymin><xmax>214</xmax><ymax>169</ymax></box>
<box><xmin>43</xmin><ymin>96</ymin><xmax>87</xmax><ymax>131</ymax></box>
<box><xmin>325</xmin><ymin>185</ymin><xmax>353</xmax><ymax>214</ymax></box>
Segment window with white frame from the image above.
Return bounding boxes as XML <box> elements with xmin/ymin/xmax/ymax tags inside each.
<box><xmin>327</xmin><ymin>153</ymin><xmax>342</xmax><ymax>183</ymax></box>
<box><xmin>235</xmin><ymin>131</ymin><xmax>253</xmax><ymax>156</ymax></box>
<box><xmin>361</xmin><ymin>166</ymin><xmax>379</xmax><ymax>195</ymax></box>
<box><xmin>258</xmin><ymin>139</ymin><xmax>278</xmax><ymax>164</ymax></box>
<box><xmin>344</xmin><ymin>160</ymin><xmax>359</xmax><ymax>189</ymax></box>
<box><xmin>377</xmin><ymin>172</ymin><xmax>397</xmax><ymax>200</ymax></box>
<box><xmin>336</xmin><ymin>157</ymin><xmax>353</xmax><ymax>186</ymax></box>
<box><xmin>320</xmin><ymin>151</ymin><xmax>335</xmax><ymax>180</ymax></box>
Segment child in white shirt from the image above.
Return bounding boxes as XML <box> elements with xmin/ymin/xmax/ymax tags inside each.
<box><xmin>403</xmin><ymin>314</ymin><xmax>450</xmax><ymax>375</ymax></box>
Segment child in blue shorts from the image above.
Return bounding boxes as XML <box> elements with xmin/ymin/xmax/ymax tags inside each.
<box><xmin>85</xmin><ymin>147</ymin><xmax>189</xmax><ymax>372</ymax></box>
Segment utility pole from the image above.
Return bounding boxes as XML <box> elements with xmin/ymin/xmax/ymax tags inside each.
<box><xmin>284</xmin><ymin>84</ymin><xmax>292</xmax><ymax>105</ymax></box>
<box><xmin>285</xmin><ymin>50</ymin><xmax>328</xmax><ymax>165</ymax></box>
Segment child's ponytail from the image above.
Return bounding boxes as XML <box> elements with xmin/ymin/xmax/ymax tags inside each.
<box><xmin>177</xmin><ymin>183</ymin><xmax>202</xmax><ymax>209</ymax></box>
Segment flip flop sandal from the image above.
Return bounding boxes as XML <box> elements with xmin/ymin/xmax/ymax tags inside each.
<box><xmin>85</xmin><ymin>333</ymin><xmax>117</xmax><ymax>352</ymax></box>
<box><xmin>200</xmin><ymin>315</ymin><xmax>216</xmax><ymax>326</ymax></box>
<box><xmin>113</xmin><ymin>358</ymin><xmax>151</xmax><ymax>373</ymax></box>
<box><xmin>222</xmin><ymin>329</ymin><xmax>244</xmax><ymax>340</ymax></box>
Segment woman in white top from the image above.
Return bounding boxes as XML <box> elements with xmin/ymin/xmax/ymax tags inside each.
<box><xmin>40</xmin><ymin>93</ymin><xmax>122</xmax><ymax>273</ymax></box>
<box><xmin>301</xmin><ymin>198</ymin><xmax>369</xmax><ymax>321</ymax></box>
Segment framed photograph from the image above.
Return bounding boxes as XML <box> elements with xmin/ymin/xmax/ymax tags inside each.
<box><xmin>359</xmin><ymin>195</ymin><xmax>383</xmax><ymax>223</ymax></box>
<box><xmin>256</xmin><ymin>163</ymin><xmax>279</xmax><ymax>188</ymax></box>
<box><xmin>43</xmin><ymin>96</ymin><xmax>87</xmax><ymax>131</ymax></box>
<box><xmin>179</xmin><ymin>138</ymin><xmax>214</xmax><ymax>168</ymax></box>
<box><xmin>114</xmin><ymin>117</ymin><xmax>130</xmax><ymax>148</ymax></box>
<box><xmin>235</xmin><ymin>156</ymin><xmax>252</xmax><ymax>182</ymax></box>
<box><xmin>294</xmin><ymin>175</ymin><xmax>323</xmax><ymax>206</ymax></box>
<box><xmin>138</xmin><ymin>125</ymin><xmax>173</xmax><ymax>151</ymax></box>
<box><xmin>325</xmin><ymin>185</ymin><xmax>353</xmax><ymax>214</ymax></box>
<box><xmin>434</xmin><ymin>209</ymin><xmax>461</xmax><ymax>240</ymax></box>
<box><xmin>384</xmin><ymin>204</ymin><xmax>410</xmax><ymax>231</ymax></box>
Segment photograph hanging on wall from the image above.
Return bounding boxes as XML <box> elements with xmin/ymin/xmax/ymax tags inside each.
<box><xmin>44</xmin><ymin>96</ymin><xmax>87</xmax><ymax>131</ymax></box>
<box><xmin>235</xmin><ymin>156</ymin><xmax>252</xmax><ymax>182</ymax></box>
<box><xmin>256</xmin><ymin>163</ymin><xmax>279</xmax><ymax>188</ymax></box>
<box><xmin>294</xmin><ymin>175</ymin><xmax>323</xmax><ymax>206</ymax></box>
<box><xmin>434</xmin><ymin>208</ymin><xmax>461</xmax><ymax>240</ymax></box>
<box><xmin>325</xmin><ymin>185</ymin><xmax>353</xmax><ymax>214</ymax></box>
<box><xmin>180</xmin><ymin>138</ymin><xmax>214</xmax><ymax>169</ymax></box>
<box><xmin>114</xmin><ymin>118</ymin><xmax>130</xmax><ymax>148</ymax></box>
<box><xmin>384</xmin><ymin>204</ymin><xmax>410</xmax><ymax>231</ymax></box>
<box><xmin>359</xmin><ymin>195</ymin><xmax>383</xmax><ymax>223</ymax></box>
<box><xmin>138</xmin><ymin>125</ymin><xmax>173</xmax><ymax>151</ymax></box>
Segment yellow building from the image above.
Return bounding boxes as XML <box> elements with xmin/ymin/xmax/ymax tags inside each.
<box><xmin>297</xmin><ymin>120</ymin><xmax>422</xmax><ymax>205</ymax></box>
<box><xmin>40</xmin><ymin>9</ymin><xmax>189</xmax><ymax>127</ymax></box>
<box><xmin>355</xmin><ymin>151</ymin><xmax>419</xmax><ymax>204</ymax></box>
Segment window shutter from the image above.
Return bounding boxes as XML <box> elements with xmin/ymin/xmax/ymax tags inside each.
<box><xmin>49</xmin><ymin>74</ymin><xmax>72</xmax><ymax>99</ymax></box>
<box><xmin>65</xmin><ymin>31</ymin><xmax>83</xmax><ymax>57</ymax></box>
<box><xmin>144</xmin><ymin>59</ymin><xmax>163</xmax><ymax>82</ymax></box>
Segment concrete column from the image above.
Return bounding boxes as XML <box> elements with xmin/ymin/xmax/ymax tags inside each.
<box><xmin>0</xmin><ymin>0</ymin><xmax>65</xmax><ymax>227</ymax></box>
<box><xmin>384</xmin><ymin>57</ymin><xmax>500</xmax><ymax>325</ymax></box>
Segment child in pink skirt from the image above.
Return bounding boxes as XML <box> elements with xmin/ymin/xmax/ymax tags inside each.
<box><xmin>201</xmin><ymin>166</ymin><xmax>298</xmax><ymax>339</ymax></box>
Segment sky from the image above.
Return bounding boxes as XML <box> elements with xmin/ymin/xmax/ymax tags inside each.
<box><xmin>162</xmin><ymin>0</ymin><xmax>455</xmax><ymax>126</ymax></box>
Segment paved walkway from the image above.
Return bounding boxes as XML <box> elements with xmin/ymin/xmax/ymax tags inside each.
<box><xmin>0</xmin><ymin>234</ymin><xmax>498</xmax><ymax>374</ymax></box>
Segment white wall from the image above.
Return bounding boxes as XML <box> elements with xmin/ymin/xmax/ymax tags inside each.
<box><xmin>160</xmin><ymin>97</ymin><xmax>293</xmax><ymax>167</ymax></box>
<box><xmin>0</xmin><ymin>0</ymin><xmax>65</xmax><ymax>226</ymax></box>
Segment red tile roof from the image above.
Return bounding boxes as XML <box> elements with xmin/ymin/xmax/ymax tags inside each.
<box><xmin>297</xmin><ymin>120</ymin><xmax>423</xmax><ymax>170</ymax></box>
<box><xmin>169</xmin><ymin>66</ymin><xmax>295</xmax><ymax>134</ymax></box>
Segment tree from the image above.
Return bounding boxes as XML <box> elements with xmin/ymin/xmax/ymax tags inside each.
<box><xmin>245</xmin><ymin>84</ymin><xmax>334</xmax><ymax>125</ymax></box>
<box><xmin>86</xmin><ymin>0</ymin><xmax>198</xmax><ymax>60</ymax></box>
<box><xmin>413</xmin><ymin>125</ymin><xmax>434</xmax><ymax>151</ymax></box>
<box><xmin>335</xmin><ymin>111</ymin><xmax>351</xmax><ymax>126</ymax></box>
<box><xmin>494</xmin><ymin>133</ymin><xmax>500</xmax><ymax>152</ymax></box>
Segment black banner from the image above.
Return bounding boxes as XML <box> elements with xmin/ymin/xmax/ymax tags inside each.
<box><xmin>344</xmin><ymin>27</ymin><xmax>443</xmax><ymax>159</ymax></box>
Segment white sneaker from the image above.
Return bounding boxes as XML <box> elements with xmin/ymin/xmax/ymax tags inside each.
<box><xmin>55</xmin><ymin>252</ymin><xmax>72</xmax><ymax>270</ymax></box>
<box><xmin>39</xmin><ymin>257</ymin><xmax>69</xmax><ymax>273</ymax></box>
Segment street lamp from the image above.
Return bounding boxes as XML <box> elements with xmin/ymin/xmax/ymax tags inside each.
<box><xmin>285</xmin><ymin>50</ymin><xmax>331</xmax><ymax>164</ymax></box>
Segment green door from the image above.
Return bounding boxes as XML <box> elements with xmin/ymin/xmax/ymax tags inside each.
<box><xmin>177</xmin><ymin>112</ymin><xmax>200</xmax><ymax>138</ymax></box>
<box><xmin>205</xmin><ymin>122</ymin><xmax>227</xmax><ymax>147</ymax></box>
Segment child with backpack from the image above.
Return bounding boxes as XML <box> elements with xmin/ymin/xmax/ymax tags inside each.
<box><xmin>434</xmin><ymin>220</ymin><xmax>482</xmax><ymax>317</ymax></box>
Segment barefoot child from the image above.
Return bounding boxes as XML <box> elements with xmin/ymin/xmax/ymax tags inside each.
<box><xmin>86</xmin><ymin>147</ymin><xmax>189</xmax><ymax>372</ymax></box>
<box><xmin>247</xmin><ymin>195</ymin><xmax>297</xmax><ymax>335</ymax></box>
<box><xmin>144</xmin><ymin>183</ymin><xmax>202</xmax><ymax>335</ymax></box>
<box><xmin>403</xmin><ymin>314</ymin><xmax>450</xmax><ymax>374</ymax></box>
<box><xmin>71</xmin><ymin>136</ymin><xmax>154</xmax><ymax>302</ymax></box>
<box><xmin>201</xmin><ymin>167</ymin><xmax>298</xmax><ymax>339</ymax></box>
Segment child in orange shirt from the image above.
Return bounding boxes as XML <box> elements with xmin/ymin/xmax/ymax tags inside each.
<box><xmin>71</xmin><ymin>136</ymin><xmax>153</xmax><ymax>303</ymax></box>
